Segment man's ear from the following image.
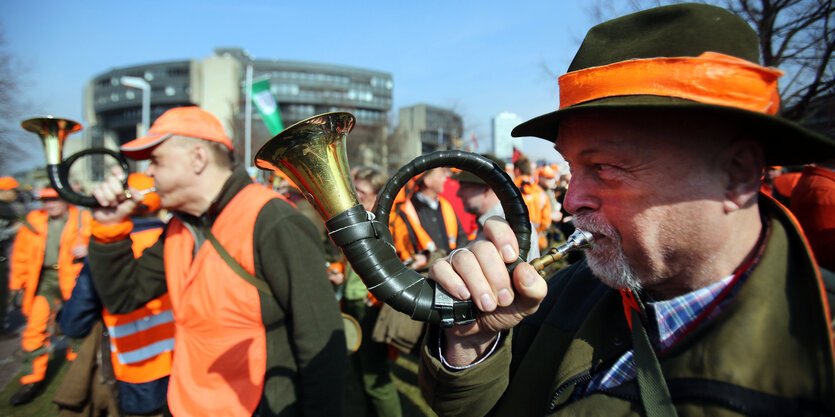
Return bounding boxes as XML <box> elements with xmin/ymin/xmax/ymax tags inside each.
<box><xmin>190</xmin><ymin>144</ymin><xmax>209</xmax><ymax>174</ymax></box>
<box><xmin>721</xmin><ymin>139</ymin><xmax>765</xmax><ymax>213</ymax></box>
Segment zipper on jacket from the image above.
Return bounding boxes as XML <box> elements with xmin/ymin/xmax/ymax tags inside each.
<box><xmin>547</xmin><ymin>371</ymin><xmax>592</xmax><ymax>413</ymax></box>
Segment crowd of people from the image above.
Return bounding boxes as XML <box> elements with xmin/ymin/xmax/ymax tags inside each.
<box><xmin>1</xmin><ymin>3</ymin><xmax>833</xmax><ymax>416</ymax></box>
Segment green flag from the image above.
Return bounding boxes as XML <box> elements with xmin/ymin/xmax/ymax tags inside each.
<box><xmin>251</xmin><ymin>78</ymin><xmax>284</xmax><ymax>135</ymax></box>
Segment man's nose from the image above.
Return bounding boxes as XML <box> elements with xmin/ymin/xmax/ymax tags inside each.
<box><xmin>562</xmin><ymin>176</ymin><xmax>599</xmax><ymax>215</ymax></box>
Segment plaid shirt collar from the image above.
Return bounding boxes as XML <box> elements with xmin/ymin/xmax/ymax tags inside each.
<box><xmin>583</xmin><ymin>274</ymin><xmax>737</xmax><ymax>393</ymax></box>
<box><xmin>582</xmin><ymin>221</ymin><xmax>770</xmax><ymax>396</ymax></box>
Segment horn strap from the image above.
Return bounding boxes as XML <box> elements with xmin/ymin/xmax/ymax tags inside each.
<box><xmin>559</xmin><ymin>52</ymin><xmax>784</xmax><ymax>115</ymax></box>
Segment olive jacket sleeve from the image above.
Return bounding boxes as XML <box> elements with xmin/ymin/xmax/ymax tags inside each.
<box><xmin>88</xmin><ymin>223</ymin><xmax>167</xmax><ymax>314</ymax></box>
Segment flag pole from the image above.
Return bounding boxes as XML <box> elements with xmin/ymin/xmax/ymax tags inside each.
<box><xmin>245</xmin><ymin>64</ymin><xmax>253</xmax><ymax>171</ymax></box>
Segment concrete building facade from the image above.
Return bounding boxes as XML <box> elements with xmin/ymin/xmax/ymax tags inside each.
<box><xmin>83</xmin><ymin>48</ymin><xmax>392</xmax><ymax>183</ymax></box>
<box><xmin>388</xmin><ymin>104</ymin><xmax>463</xmax><ymax>171</ymax></box>
<box><xmin>491</xmin><ymin>112</ymin><xmax>523</xmax><ymax>161</ymax></box>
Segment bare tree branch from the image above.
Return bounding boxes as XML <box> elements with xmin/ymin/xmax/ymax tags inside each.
<box><xmin>0</xmin><ymin>24</ymin><xmax>40</xmax><ymax>175</ymax></box>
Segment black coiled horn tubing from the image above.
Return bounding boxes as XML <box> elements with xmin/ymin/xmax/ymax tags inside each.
<box><xmin>326</xmin><ymin>150</ymin><xmax>530</xmax><ymax>327</ymax></box>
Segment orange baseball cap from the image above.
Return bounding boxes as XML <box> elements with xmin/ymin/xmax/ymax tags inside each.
<box><xmin>37</xmin><ymin>188</ymin><xmax>59</xmax><ymax>199</ymax></box>
<box><xmin>121</xmin><ymin>106</ymin><xmax>234</xmax><ymax>160</ymax></box>
<box><xmin>0</xmin><ymin>176</ymin><xmax>19</xmax><ymax>190</ymax></box>
<box><xmin>539</xmin><ymin>166</ymin><xmax>556</xmax><ymax>179</ymax></box>
<box><xmin>127</xmin><ymin>173</ymin><xmax>160</xmax><ymax>213</ymax></box>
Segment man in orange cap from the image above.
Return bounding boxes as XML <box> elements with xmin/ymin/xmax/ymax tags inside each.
<box><xmin>9</xmin><ymin>188</ymin><xmax>91</xmax><ymax>405</ymax></box>
<box><xmin>536</xmin><ymin>165</ymin><xmax>564</xmax><ymax>248</ymax></box>
<box><xmin>420</xmin><ymin>4</ymin><xmax>835</xmax><ymax>416</ymax></box>
<box><xmin>87</xmin><ymin>106</ymin><xmax>345</xmax><ymax>417</ymax></box>
<box><xmin>0</xmin><ymin>176</ymin><xmax>23</xmax><ymax>337</ymax></box>
<box><xmin>513</xmin><ymin>157</ymin><xmax>551</xmax><ymax>253</ymax></box>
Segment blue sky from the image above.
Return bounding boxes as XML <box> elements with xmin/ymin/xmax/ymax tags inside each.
<box><xmin>1</xmin><ymin>0</ymin><xmax>596</xmax><ymax>171</ymax></box>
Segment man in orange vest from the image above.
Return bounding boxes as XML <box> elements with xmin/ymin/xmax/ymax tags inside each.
<box><xmin>1</xmin><ymin>176</ymin><xmax>23</xmax><ymax>338</ymax></box>
<box><xmin>87</xmin><ymin>106</ymin><xmax>345</xmax><ymax>417</ymax></box>
<box><xmin>390</xmin><ymin>167</ymin><xmax>469</xmax><ymax>270</ymax></box>
<box><xmin>537</xmin><ymin>165</ymin><xmax>564</xmax><ymax>248</ymax></box>
<box><xmin>453</xmin><ymin>154</ymin><xmax>540</xmax><ymax>262</ymax></box>
<box><xmin>55</xmin><ymin>173</ymin><xmax>171</xmax><ymax>415</ymax></box>
<box><xmin>9</xmin><ymin>188</ymin><xmax>91</xmax><ymax>405</ymax></box>
<box><xmin>513</xmin><ymin>157</ymin><xmax>551</xmax><ymax>253</ymax></box>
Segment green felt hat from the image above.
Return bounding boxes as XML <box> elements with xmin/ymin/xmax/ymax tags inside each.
<box><xmin>511</xmin><ymin>3</ymin><xmax>835</xmax><ymax>165</ymax></box>
<box><xmin>451</xmin><ymin>154</ymin><xmax>506</xmax><ymax>185</ymax></box>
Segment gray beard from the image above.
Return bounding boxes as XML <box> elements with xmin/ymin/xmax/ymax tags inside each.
<box><xmin>573</xmin><ymin>214</ymin><xmax>643</xmax><ymax>292</ymax></box>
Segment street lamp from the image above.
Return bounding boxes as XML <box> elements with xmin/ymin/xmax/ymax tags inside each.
<box><xmin>120</xmin><ymin>76</ymin><xmax>151</xmax><ymax>137</ymax></box>
<box><xmin>121</xmin><ymin>76</ymin><xmax>151</xmax><ymax>171</ymax></box>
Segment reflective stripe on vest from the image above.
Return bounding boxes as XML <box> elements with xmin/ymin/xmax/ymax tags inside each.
<box><xmin>117</xmin><ymin>337</ymin><xmax>176</xmax><ymax>365</ymax></box>
<box><xmin>400</xmin><ymin>196</ymin><xmax>459</xmax><ymax>252</ymax></box>
<box><xmin>108</xmin><ymin>309</ymin><xmax>174</xmax><ymax>338</ymax></box>
<box><xmin>103</xmin><ymin>225</ymin><xmax>173</xmax><ymax>383</ymax></box>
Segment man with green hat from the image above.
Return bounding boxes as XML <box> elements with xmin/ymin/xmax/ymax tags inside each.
<box><xmin>419</xmin><ymin>3</ymin><xmax>835</xmax><ymax>416</ymax></box>
<box><xmin>452</xmin><ymin>154</ymin><xmax>540</xmax><ymax>262</ymax></box>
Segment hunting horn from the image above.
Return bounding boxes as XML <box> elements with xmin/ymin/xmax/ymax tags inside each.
<box><xmin>255</xmin><ymin>112</ymin><xmax>592</xmax><ymax>327</ymax></box>
<box><xmin>22</xmin><ymin>116</ymin><xmax>130</xmax><ymax>207</ymax></box>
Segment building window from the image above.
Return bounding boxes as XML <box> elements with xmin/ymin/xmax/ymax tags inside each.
<box><xmin>165</xmin><ymin>86</ymin><xmax>176</xmax><ymax>96</ymax></box>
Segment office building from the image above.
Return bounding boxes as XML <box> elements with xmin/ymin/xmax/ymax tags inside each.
<box><xmin>83</xmin><ymin>48</ymin><xmax>392</xmax><ymax>182</ymax></box>
<box><xmin>491</xmin><ymin>112</ymin><xmax>523</xmax><ymax>161</ymax></box>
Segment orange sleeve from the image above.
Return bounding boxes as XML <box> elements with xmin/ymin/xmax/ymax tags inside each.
<box><xmin>91</xmin><ymin>219</ymin><xmax>134</xmax><ymax>244</ymax></box>
<box><xmin>538</xmin><ymin>190</ymin><xmax>552</xmax><ymax>231</ymax></box>
<box><xmin>9</xmin><ymin>213</ymin><xmax>40</xmax><ymax>290</ymax></box>
<box><xmin>389</xmin><ymin>214</ymin><xmax>414</xmax><ymax>261</ymax></box>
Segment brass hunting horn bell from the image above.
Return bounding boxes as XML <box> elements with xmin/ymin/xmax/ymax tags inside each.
<box><xmin>255</xmin><ymin>112</ymin><xmax>592</xmax><ymax>327</ymax></box>
<box><xmin>22</xmin><ymin>116</ymin><xmax>130</xmax><ymax>207</ymax></box>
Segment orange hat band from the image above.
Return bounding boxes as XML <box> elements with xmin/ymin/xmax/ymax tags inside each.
<box><xmin>559</xmin><ymin>52</ymin><xmax>784</xmax><ymax>115</ymax></box>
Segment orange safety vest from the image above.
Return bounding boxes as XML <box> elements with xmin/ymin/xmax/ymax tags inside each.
<box><xmin>102</xmin><ymin>225</ymin><xmax>173</xmax><ymax>384</ymax></box>
<box><xmin>164</xmin><ymin>184</ymin><xmax>276</xmax><ymax>417</ymax></box>
<box><xmin>515</xmin><ymin>177</ymin><xmax>552</xmax><ymax>231</ymax></box>
<box><xmin>9</xmin><ymin>206</ymin><xmax>91</xmax><ymax>315</ymax></box>
<box><xmin>391</xmin><ymin>196</ymin><xmax>459</xmax><ymax>260</ymax></box>
<box><xmin>515</xmin><ymin>176</ymin><xmax>552</xmax><ymax>250</ymax></box>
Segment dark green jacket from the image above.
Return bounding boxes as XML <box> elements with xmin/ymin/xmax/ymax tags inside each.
<box><xmin>89</xmin><ymin>169</ymin><xmax>346</xmax><ymax>417</ymax></box>
<box><xmin>421</xmin><ymin>198</ymin><xmax>835</xmax><ymax>416</ymax></box>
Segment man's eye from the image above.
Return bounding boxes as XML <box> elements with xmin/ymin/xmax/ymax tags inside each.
<box><xmin>592</xmin><ymin>163</ymin><xmax>625</xmax><ymax>179</ymax></box>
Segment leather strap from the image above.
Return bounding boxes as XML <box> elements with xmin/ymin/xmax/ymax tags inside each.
<box><xmin>630</xmin><ymin>294</ymin><xmax>678</xmax><ymax>417</ymax></box>
<box><xmin>203</xmin><ymin>227</ymin><xmax>273</xmax><ymax>296</ymax></box>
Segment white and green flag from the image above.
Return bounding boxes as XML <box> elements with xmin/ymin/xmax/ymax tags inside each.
<box><xmin>251</xmin><ymin>78</ymin><xmax>284</xmax><ymax>135</ymax></box>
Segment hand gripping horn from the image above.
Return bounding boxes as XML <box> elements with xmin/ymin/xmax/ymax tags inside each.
<box><xmin>255</xmin><ymin>112</ymin><xmax>591</xmax><ymax>327</ymax></box>
<box><xmin>22</xmin><ymin>116</ymin><xmax>131</xmax><ymax>207</ymax></box>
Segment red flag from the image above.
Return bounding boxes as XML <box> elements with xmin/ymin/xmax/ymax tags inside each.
<box><xmin>512</xmin><ymin>147</ymin><xmax>524</xmax><ymax>163</ymax></box>
<box><xmin>470</xmin><ymin>133</ymin><xmax>478</xmax><ymax>150</ymax></box>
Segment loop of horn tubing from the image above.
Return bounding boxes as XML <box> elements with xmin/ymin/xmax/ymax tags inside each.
<box><xmin>328</xmin><ymin>150</ymin><xmax>531</xmax><ymax>327</ymax></box>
